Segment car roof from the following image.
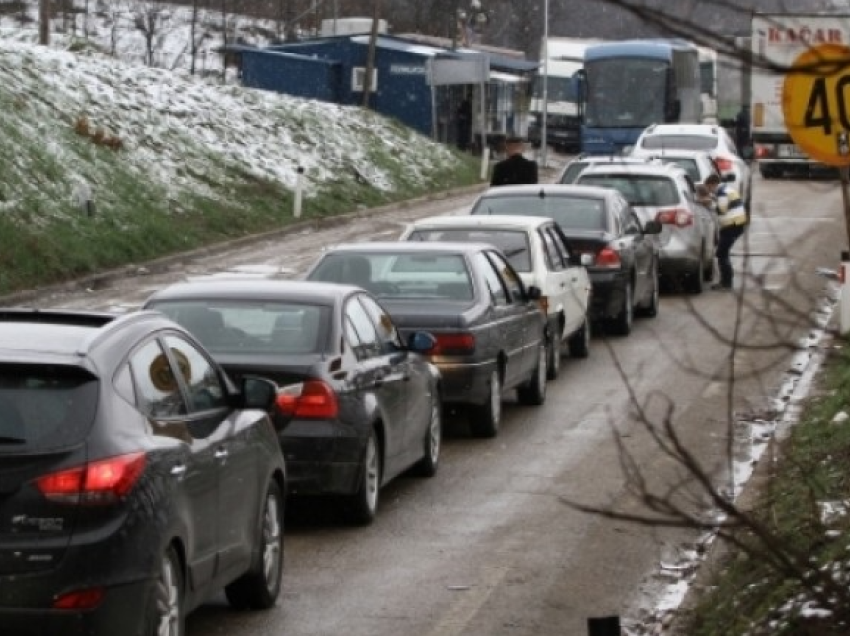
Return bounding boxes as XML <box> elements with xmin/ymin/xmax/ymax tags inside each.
<box><xmin>640</xmin><ymin>123</ymin><xmax>727</xmax><ymax>138</ymax></box>
<box><xmin>317</xmin><ymin>241</ymin><xmax>489</xmax><ymax>255</ymax></box>
<box><xmin>146</xmin><ymin>279</ymin><xmax>358</xmax><ymax>304</ymax></box>
<box><xmin>410</xmin><ymin>214</ymin><xmax>556</xmax><ymax>230</ymax></box>
<box><xmin>576</xmin><ymin>162</ymin><xmax>684</xmax><ymax>178</ymax></box>
<box><xmin>477</xmin><ymin>183</ymin><xmax>614</xmax><ymax>200</ymax></box>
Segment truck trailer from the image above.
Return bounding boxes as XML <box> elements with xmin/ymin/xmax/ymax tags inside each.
<box><xmin>750</xmin><ymin>13</ymin><xmax>845</xmax><ymax>178</ymax></box>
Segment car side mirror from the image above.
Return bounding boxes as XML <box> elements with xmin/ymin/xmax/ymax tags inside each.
<box><xmin>642</xmin><ymin>220</ymin><xmax>663</xmax><ymax>235</ymax></box>
<box><xmin>241</xmin><ymin>376</ymin><xmax>278</xmax><ymax>411</ymax></box>
<box><xmin>580</xmin><ymin>253</ymin><xmax>594</xmax><ymax>267</ymax></box>
<box><xmin>408</xmin><ymin>331</ymin><xmax>437</xmax><ymax>352</ymax></box>
<box><xmin>526</xmin><ymin>285</ymin><xmax>542</xmax><ymax>300</ymax></box>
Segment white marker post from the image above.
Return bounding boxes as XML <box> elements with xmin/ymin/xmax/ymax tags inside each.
<box><xmin>294</xmin><ymin>166</ymin><xmax>304</xmax><ymax>219</ymax></box>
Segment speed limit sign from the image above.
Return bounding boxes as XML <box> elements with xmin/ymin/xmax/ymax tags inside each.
<box><xmin>782</xmin><ymin>43</ymin><xmax>850</xmax><ymax>167</ymax></box>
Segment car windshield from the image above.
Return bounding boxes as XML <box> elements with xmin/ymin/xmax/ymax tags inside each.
<box><xmin>407</xmin><ymin>229</ymin><xmax>532</xmax><ymax>272</ymax></box>
<box><xmin>0</xmin><ymin>364</ymin><xmax>98</xmax><ymax>452</ymax></box>
<box><xmin>309</xmin><ymin>252</ymin><xmax>475</xmax><ymax>301</ymax></box>
<box><xmin>151</xmin><ymin>301</ymin><xmax>330</xmax><ymax>355</ymax></box>
<box><xmin>577</xmin><ymin>174</ymin><xmax>678</xmax><ymax>207</ymax></box>
<box><xmin>559</xmin><ymin>161</ymin><xmax>589</xmax><ymax>184</ymax></box>
<box><xmin>640</xmin><ymin>134</ymin><xmax>717</xmax><ymax>151</ymax></box>
<box><xmin>471</xmin><ymin>195</ymin><xmax>608</xmax><ymax>231</ymax></box>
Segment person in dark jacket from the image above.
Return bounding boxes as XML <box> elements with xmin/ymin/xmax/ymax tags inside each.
<box><xmin>490</xmin><ymin>136</ymin><xmax>538</xmax><ymax>186</ymax></box>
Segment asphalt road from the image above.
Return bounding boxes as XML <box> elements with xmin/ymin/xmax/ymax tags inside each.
<box><xmin>7</xmin><ymin>162</ymin><xmax>845</xmax><ymax>636</ymax></box>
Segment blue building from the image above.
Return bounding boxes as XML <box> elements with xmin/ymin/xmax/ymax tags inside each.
<box><xmin>229</xmin><ymin>33</ymin><xmax>538</xmax><ymax>150</ymax></box>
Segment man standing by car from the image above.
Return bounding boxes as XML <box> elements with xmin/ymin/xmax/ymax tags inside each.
<box><xmin>705</xmin><ymin>173</ymin><xmax>747</xmax><ymax>291</ymax></box>
<box><xmin>490</xmin><ymin>136</ymin><xmax>538</xmax><ymax>186</ymax></box>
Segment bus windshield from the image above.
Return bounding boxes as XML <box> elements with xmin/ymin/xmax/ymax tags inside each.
<box><xmin>584</xmin><ymin>57</ymin><xmax>669</xmax><ymax>128</ymax></box>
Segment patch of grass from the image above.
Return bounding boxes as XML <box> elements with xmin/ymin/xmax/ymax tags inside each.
<box><xmin>680</xmin><ymin>345</ymin><xmax>850</xmax><ymax>635</ymax></box>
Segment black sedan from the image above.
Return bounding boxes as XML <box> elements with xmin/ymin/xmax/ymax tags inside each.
<box><xmin>468</xmin><ymin>184</ymin><xmax>662</xmax><ymax>336</ymax></box>
<box><xmin>304</xmin><ymin>242</ymin><xmax>548</xmax><ymax>438</ymax></box>
<box><xmin>0</xmin><ymin>309</ymin><xmax>284</xmax><ymax>636</ymax></box>
<box><xmin>144</xmin><ymin>280</ymin><xmax>441</xmax><ymax>525</ymax></box>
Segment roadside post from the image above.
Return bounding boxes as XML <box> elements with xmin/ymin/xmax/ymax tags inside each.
<box><xmin>294</xmin><ymin>165</ymin><xmax>304</xmax><ymax>219</ymax></box>
<box><xmin>782</xmin><ymin>43</ymin><xmax>850</xmax><ymax>334</ymax></box>
<box><xmin>587</xmin><ymin>615</ymin><xmax>621</xmax><ymax>635</ymax></box>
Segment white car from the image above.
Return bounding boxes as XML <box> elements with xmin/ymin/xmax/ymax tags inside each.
<box><xmin>399</xmin><ymin>215</ymin><xmax>592</xmax><ymax>381</ymax></box>
<box><xmin>630</xmin><ymin>123</ymin><xmax>752</xmax><ymax>210</ymax></box>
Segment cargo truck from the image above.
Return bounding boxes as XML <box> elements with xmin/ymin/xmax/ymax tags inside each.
<box><xmin>750</xmin><ymin>13</ymin><xmax>845</xmax><ymax>178</ymax></box>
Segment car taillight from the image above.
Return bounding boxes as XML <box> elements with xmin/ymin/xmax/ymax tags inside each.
<box><xmin>431</xmin><ymin>333</ymin><xmax>476</xmax><ymax>355</ymax></box>
<box><xmin>594</xmin><ymin>247</ymin><xmax>622</xmax><ymax>269</ymax></box>
<box><xmin>714</xmin><ymin>156</ymin><xmax>734</xmax><ymax>172</ymax></box>
<box><xmin>537</xmin><ymin>295</ymin><xmax>549</xmax><ymax>315</ymax></box>
<box><xmin>656</xmin><ymin>208</ymin><xmax>693</xmax><ymax>227</ymax></box>
<box><xmin>275</xmin><ymin>380</ymin><xmax>339</xmax><ymax>419</ymax></box>
<box><xmin>754</xmin><ymin>144</ymin><xmax>774</xmax><ymax>159</ymax></box>
<box><xmin>53</xmin><ymin>587</ymin><xmax>106</xmax><ymax>610</ymax></box>
<box><xmin>35</xmin><ymin>452</ymin><xmax>146</xmax><ymax>505</ymax></box>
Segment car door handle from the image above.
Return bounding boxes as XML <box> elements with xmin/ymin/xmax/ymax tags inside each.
<box><xmin>171</xmin><ymin>464</ymin><xmax>186</xmax><ymax>477</ymax></box>
<box><xmin>214</xmin><ymin>448</ymin><xmax>228</xmax><ymax>461</ymax></box>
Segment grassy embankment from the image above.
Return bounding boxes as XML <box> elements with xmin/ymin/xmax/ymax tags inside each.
<box><xmin>680</xmin><ymin>342</ymin><xmax>850</xmax><ymax>635</ymax></box>
<box><xmin>0</xmin><ymin>40</ymin><xmax>482</xmax><ymax>296</ymax></box>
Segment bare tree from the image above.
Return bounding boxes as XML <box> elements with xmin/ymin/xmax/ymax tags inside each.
<box><xmin>39</xmin><ymin>0</ymin><xmax>50</xmax><ymax>45</ymax></box>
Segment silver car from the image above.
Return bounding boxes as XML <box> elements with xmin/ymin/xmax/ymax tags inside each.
<box><xmin>575</xmin><ymin>162</ymin><xmax>715</xmax><ymax>294</ymax></box>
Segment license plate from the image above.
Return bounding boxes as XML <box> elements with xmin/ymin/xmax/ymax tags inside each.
<box><xmin>777</xmin><ymin>144</ymin><xmax>806</xmax><ymax>158</ymax></box>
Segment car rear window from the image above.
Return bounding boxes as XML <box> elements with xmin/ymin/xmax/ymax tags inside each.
<box><xmin>151</xmin><ymin>301</ymin><xmax>330</xmax><ymax>355</ymax></box>
<box><xmin>559</xmin><ymin>161</ymin><xmax>589</xmax><ymax>184</ymax></box>
<box><xmin>577</xmin><ymin>174</ymin><xmax>678</xmax><ymax>207</ymax></box>
<box><xmin>471</xmin><ymin>195</ymin><xmax>607</xmax><ymax>232</ymax></box>
<box><xmin>408</xmin><ymin>229</ymin><xmax>532</xmax><ymax>272</ymax></box>
<box><xmin>0</xmin><ymin>364</ymin><xmax>98</xmax><ymax>452</ymax></box>
<box><xmin>660</xmin><ymin>158</ymin><xmax>699</xmax><ymax>182</ymax></box>
<box><xmin>640</xmin><ymin>134</ymin><xmax>717</xmax><ymax>152</ymax></box>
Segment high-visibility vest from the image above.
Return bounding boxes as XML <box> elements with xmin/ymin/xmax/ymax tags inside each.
<box><xmin>716</xmin><ymin>184</ymin><xmax>747</xmax><ymax>227</ymax></box>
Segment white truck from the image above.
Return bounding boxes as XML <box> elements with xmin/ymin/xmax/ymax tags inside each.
<box><xmin>750</xmin><ymin>13</ymin><xmax>846</xmax><ymax>178</ymax></box>
<box><xmin>528</xmin><ymin>37</ymin><xmax>600</xmax><ymax>153</ymax></box>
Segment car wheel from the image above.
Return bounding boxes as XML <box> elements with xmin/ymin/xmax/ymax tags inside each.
<box><xmin>412</xmin><ymin>394</ymin><xmax>442</xmax><ymax>477</ymax></box>
<box><xmin>147</xmin><ymin>546</ymin><xmax>183</xmax><ymax>636</ymax></box>
<box><xmin>636</xmin><ymin>271</ymin><xmax>659</xmax><ymax>318</ymax></box>
<box><xmin>686</xmin><ymin>255</ymin><xmax>704</xmax><ymax>294</ymax></box>
<box><xmin>517</xmin><ymin>343</ymin><xmax>547</xmax><ymax>406</ymax></box>
<box><xmin>608</xmin><ymin>282</ymin><xmax>633</xmax><ymax>336</ymax></box>
<box><xmin>224</xmin><ymin>480</ymin><xmax>284</xmax><ymax>610</ymax></box>
<box><xmin>347</xmin><ymin>429</ymin><xmax>381</xmax><ymax>525</ymax></box>
<box><xmin>545</xmin><ymin>331</ymin><xmax>561</xmax><ymax>380</ymax></box>
<box><xmin>567</xmin><ymin>319</ymin><xmax>590</xmax><ymax>358</ymax></box>
<box><xmin>469</xmin><ymin>369</ymin><xmax>501</xmax><ymax>438</ymax></box>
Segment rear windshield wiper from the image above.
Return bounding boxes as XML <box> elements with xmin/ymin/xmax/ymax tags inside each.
<box><xmin>0</xmin><ymin>436</ymin><xmax>26</xmax><ymax>444</ymax></box>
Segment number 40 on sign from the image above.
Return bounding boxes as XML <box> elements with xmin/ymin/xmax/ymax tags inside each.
<box><xmin>782</xmin><ymin>43</ymin><xmax>850</xmax><ymax>167</ymax></box>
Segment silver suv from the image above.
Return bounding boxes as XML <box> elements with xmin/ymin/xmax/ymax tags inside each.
<box><xmin>575</xmin><ymin>162</ymin><xmax>716</xmax><ymax>293</ymax></box>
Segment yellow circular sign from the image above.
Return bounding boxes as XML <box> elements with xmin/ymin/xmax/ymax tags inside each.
<box><xmin>782</xmin><ymin>43</ymin><xmax>850</xmax><ymax>166</ymax></box>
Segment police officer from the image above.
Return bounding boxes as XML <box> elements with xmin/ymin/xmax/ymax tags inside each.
<box><xmin>705</xmin><ymin>173</ymin><xmax>747</xmax><ymax>291</ymax></box>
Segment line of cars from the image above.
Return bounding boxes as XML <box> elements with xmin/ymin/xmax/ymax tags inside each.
<box><xmin>558</xmin><ymin>122</ymin><xmax>752</xmax><ymax>294</ymax></box>
<box><xmin>0</xmin><ymin>121</ymin><xmax>751</xmax><ymax>636</ymax></box>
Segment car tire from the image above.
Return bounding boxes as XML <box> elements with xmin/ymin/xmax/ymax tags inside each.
<box><xmin>146</xmin><ymin>546</ymin><xmax>184</xmax><ymax>636</ymax></box>
<box><xmin>469</xmin><ymin>369</ymin><xmax>501</xmax><ymax>438</ymax></box>
<box><xmin>545</xmin><ymin>331</ymin><xmax>561</xmax><ymax>380</ymax></box>
<box><xmin>224</xmin><ymin>480</ymin><xmax>284</xmax><ymax>610</ymax></box>
<box><xmin>636</xmin><ymin>271</ymin><xmax>659</xmax><ymax>318</ymax></box>
<box><xmin>567</xmin><ymin>319</ymin><xmax>591</xmax><ymax>358</ymax></box>
<box><xmin>608</xmin><ymin>282</ymin><xmax>633</xmax><ymax>336</ymax></box>
<box><xmin>686</xmin><ymin>255</ymin><xmax>704</xmax><ymax>294</ymax></box>
<box><xmin>346</xmin><ymin>429</ymin><xmax>381</xmax><ymax>525</ymax></box>
<box><xmin>517</xmin><ymin>343</ymin><xmax>547</xmax><ymax>406</ymax></box>
<box><xmin>412</xmin><ymin>394</ymin><xmax>442</xmax><ymax>477</ymax></box>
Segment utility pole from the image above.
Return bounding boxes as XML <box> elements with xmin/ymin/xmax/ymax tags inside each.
<box><xmin>362</xmin><ymin>0</ymin><xmax>381</xmax><ymax>109</ymax></box>
<box><xmin>39</xmin><ymin>0</ymin><xmax>50</xmax><ymax>46</ymax></box>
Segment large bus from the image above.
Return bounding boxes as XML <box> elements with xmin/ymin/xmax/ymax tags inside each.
<box><xmin>580</xmin><ymin>39</ymin><xmax>702</xmax><ymax>155</ymax></box>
